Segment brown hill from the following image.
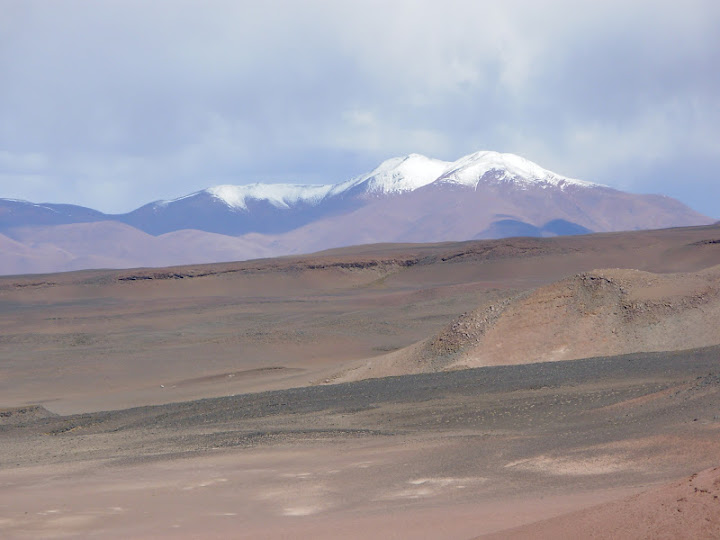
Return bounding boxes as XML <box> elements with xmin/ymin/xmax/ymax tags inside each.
<box><xmin>333</xmin><ymin>248</ymin><xmax>720</xmax><ymax>382</ymax></box>
<box><xmin>446</xmin><ymin>265</ymin><xmax>720</xmax><ymax>368</ymax></box>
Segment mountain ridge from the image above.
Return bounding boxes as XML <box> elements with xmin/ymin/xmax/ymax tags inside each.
<box><xmin>158</xmin><ymin>150</ymin><xmax>598</xmax><ymax>213</ymax></box>
<box><xmin>0</xmin><ymin>150</ymin><xmax>713</xmax><ymax>275</ymax></box>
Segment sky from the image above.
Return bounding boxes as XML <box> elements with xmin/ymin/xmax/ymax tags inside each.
<box><xmin>1</xmin><ymin>0</ymin><xmax>719</xmax><ymax>217</ymax></box>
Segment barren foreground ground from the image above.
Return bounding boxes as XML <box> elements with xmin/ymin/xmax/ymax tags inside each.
<box><xmin>3</xmin><ymin>348</ymin><xmax>720</xmax><ymax>538</ymax></box>
<box><xmin>1</xmin><ymin>225</ymin><xmax>720</xmax><ymax>538</ymax></box>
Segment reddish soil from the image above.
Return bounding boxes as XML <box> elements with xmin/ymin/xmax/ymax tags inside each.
<box><xmin>481</xmin><ymin>467</ymin><xmax>720</xmax><ymax>539</ymax></box>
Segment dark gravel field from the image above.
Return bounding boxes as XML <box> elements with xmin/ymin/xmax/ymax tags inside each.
<box><xmin>3</xmin><ymin>345</ymin><xmax>719</xmax><ymax>475</ymax></box>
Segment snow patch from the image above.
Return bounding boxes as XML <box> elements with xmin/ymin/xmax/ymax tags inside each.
<box><xmin>207</xmin><ymin>184</ymin><xmax>334</xmax><ymax>210</ymax></box>
<box><xmin>438</xmin><ymin>151</ymin><xmax>598</xmax><ymax>190</ymax></box>
<box><xmin>332</xmin><ymin>153</ymin><xmax>452</xmax><ymax>195</ymax></box>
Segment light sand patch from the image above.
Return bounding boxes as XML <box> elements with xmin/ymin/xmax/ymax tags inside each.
<box><xmin>282</xmin><ymin>505</ymin><xmax>325</xmax><ymax>517</ymax></box>
<box><xmin>381</xmin><ymin>486</ymin><xmax>435</xmax><ymax>500</ymax></box>
<box><xmin>258</xmin><ymin>482</ymin><xmax>335</xmax><ymax>517</ymax></box>
<box><xmin>379</xmin><ymin>477</ymin><xmax>486</xmax><ymax>500</ymax></box>
<box><xmin>505</xmin><ymin>455</ymin><xmax>639</xmax><ymax>476</ymax></box>
<box><xmin>181</xmin><ymin>477</ymin><xmax>228</xmax><ymax>490</ymax></box>
<box><xmin>280</xmin><ymin>472</ymin><xmax>313</xmax><ymax>478</ymax></box>
<box><xmin>408</xmin><ymin>477</ymin><xmax>485</xmax><ymax>487</ymax></box>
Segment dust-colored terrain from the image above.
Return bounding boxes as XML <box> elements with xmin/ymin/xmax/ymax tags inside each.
<box><xmin>1</xmin><ymin>224</ymin><xmax>720</xmax><ymax>538</ymax></box>
<box><xmin>480</xmin><ymin>465</ymin><xmax>720</xmax><ymax>539</ymax></box>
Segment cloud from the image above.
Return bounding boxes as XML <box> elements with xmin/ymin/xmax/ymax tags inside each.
<box><xmin>0</xmin><ymin>0</ymin><xmax>718</xmax><ymax>216</ymax></box>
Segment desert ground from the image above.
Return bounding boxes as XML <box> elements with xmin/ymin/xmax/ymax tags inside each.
<box><xmin>1</xmin><ymin>224</ymin><xmax>720</xmax><ymax>538</ymax></box>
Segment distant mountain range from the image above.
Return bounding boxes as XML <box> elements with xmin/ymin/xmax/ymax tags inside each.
<box><xmin>0</xmin><ymin>151</ymin><xmax>713</xmax><ymax>275</ymax></box>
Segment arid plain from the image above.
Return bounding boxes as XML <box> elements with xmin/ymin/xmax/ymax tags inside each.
<box><xmin>2</xmin><ymin>224</ymin><xmax>720</xmax><ymax>538</ymax></box>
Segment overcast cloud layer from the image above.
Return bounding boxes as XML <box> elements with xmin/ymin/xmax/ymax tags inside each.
<box><xmin>1</xmin><ymin>0</ymin><xmax>719</xmax><ymax>216</ymax></box>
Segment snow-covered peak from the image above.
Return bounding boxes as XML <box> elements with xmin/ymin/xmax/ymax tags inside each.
<box><xmin>206</xmin><ymin>183</ymin><xmax>334</xmax><ymax>210</ymax></box>
<box><xmin>332</xmin><ymin>153</ymin><xmax>452</xmax><ymax>196</ymax></box>
<box><xmin>439</xmin><ymin>151</ymin><xmax>597</xmax><ymax>189</ymax></box>
<box><xmin>155</xmin><ymin>151</ymin><xmax>599</xmax><ymax>212</ymax></box>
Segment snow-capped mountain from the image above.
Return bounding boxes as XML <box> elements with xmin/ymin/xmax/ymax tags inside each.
<box><xmin>202</xmin><ymin>150</ymin><xmax>596</xmax><ymax>205</ymax></box>
<box><xmin>197</xmin><ymin>153</ymin><xmax>451</xmax><ymax>210</ymax></box>
<box><xmin>158</xmin><ymin>150</ymin><xmax>595</xmax><ymax>213</ymax></box>
<box><xmin>0</xmin><ymin>150</ymin><xmax>713</xmax><ymax>275</ymax></box>
<box><xmin>115</xmin><ymin>151</ymin><xmax>608</xmax><ymax>236</ymax></box>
